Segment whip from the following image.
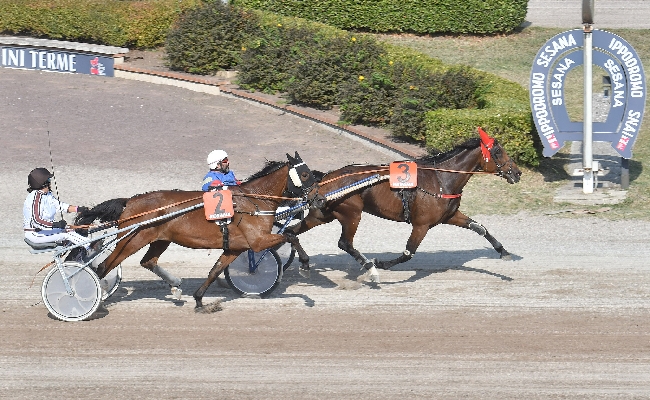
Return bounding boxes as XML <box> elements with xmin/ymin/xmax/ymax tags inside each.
<box><xmin>46</xmin><ymin>122</ymin><xmax>63</xmax><ymax>220</ymax></box>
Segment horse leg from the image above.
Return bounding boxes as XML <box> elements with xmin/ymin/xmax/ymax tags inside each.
<box><xmin>193</xmin><ymin>251</ymin><xmax>240</xmax><ymax>309</ymax></box>
<box><xmin>282</xmin><ymin>231</ymin><xmax>311</xmax><ymax>278</ymax></box>
<box><xmin>445</xmin><ymin>211</ymin><xmax>512</xmax><ymax>260</ymax></box>
<box><xmin>333</xmin><ymin>213</ymin><xmax>382</xmax><ymax>283</ymax></box>
<box><xmin>285</xmin><ymin>210</ymin><xmax>335</xmax><ymax>277</ymax></box>
<box><xmin>97</xmin><ymin>233</ymin><xmax>150</xmax><ymax>279</ymax></box>
<box><xmin>375</xmin><ymin>224</ymin><xmax>429</xmax><ymax>270</ymax></box>
<box><xmin>139</xmin><ymin>241</ymin><xmax>183</xmax><ymax>299</ymax></box>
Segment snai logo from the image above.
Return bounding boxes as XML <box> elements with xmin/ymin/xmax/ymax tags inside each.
<box><xmin>90</xmin><ymin>57</ymin><xmax>106</xmax><ymax>76</ymax></box>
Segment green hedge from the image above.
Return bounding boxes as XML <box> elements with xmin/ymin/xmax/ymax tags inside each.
<box><xmin>166</xmin><ymin>1</ymin><xmax>263</xmax><ymax>74</ymax></box>
<box><xmin>0</xmin><ymin>0</ymin><xmax>201</xmax><ymax>48</ymax></box>
<box><xmin>424</xmin><ymin>75</ymin><xmax>539</xmax><ymax>166</ymax></box>
<box><xmin>166</xmin><ymin>3</ymin><xmax>539</xmax><ymax>166</ymax></box>
<box><xmin>231</xmin><ymin>0</ymin><xmax>528</xmax><ymax>34</ymax></box>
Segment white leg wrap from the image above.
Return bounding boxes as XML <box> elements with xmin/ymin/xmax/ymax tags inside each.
<box><xmin>171</xmin><ymin>286</ymin><xmax>182</xmax><ymax>300</ymax></box>
<box><xmin>367</xmin><ymin>265</ymin><xmax>380</xmax><ymax>283</ymax></box>
<box><xmin>152</xmin><ymin>265</ymin><xmax>182</xmax><ymax>288</ymax></box>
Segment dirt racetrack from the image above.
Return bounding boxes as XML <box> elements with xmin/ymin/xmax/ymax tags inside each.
<box><xmin>2</xmin><ymin>68</ymin><xmax>650</xmax><ymax>399</ymax></box>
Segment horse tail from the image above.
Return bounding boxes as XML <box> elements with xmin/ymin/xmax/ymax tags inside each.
<box><xmin>75</xmin><ymin>198</ymin><xmax>128</xmax><ymax>225</ymax></box>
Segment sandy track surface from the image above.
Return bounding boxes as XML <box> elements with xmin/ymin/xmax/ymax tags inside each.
<box><xmin>2</xmin><ymin>68</ymin><xmax>650</xmax><ymax>399</ymax></box>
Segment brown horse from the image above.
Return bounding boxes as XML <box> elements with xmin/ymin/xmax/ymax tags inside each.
<box><xmin>289</xmin><ymin>129</ymin><xmax>522</xmax><ymax>282</ymax></box>
<box><xmin>76</xmin><ymin>153</ymin><xmax>318</xmax><ymax>308</ymax></box>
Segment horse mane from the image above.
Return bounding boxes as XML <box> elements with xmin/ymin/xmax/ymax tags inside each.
<box><xmin>245</xmin><ymin>160</ymin><xmax>287</xmax><ymax>182</ymax></box>
<box><xmin>415</xmin><ymin>137</ymin><xmax>482</xmax><ymax>165</ymax></box>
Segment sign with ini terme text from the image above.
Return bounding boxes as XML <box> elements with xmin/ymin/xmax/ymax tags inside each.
<box><xmin>1</xmin><ymin>46</ymin><xmax>115</xmax><ymax>76</ymax></box>
<box><xmin>530</xmin><ymin>29</ymin><xmax>645</xmax><ymax>159</ymax></box>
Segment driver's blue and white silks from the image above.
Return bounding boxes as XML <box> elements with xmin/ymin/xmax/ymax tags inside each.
<box><xmin>23</xmin><ymin>189</ymin><xmax>87</xmax><ymax>247</ymax></box>
<box><xmin>201</xmin><ymin>170</ymin><xmax>239</xmax><ymax>191</ymax></box>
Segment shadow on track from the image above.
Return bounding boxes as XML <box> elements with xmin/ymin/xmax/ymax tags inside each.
<box><xmin>98</xmin><ymin>247</ymin><xmax>516</xmax><ymax>313</ymax></box>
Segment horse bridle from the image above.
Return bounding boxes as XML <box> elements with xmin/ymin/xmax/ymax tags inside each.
<box><xmin>481</xmin><ymin>140</ymin><xmax>516</xmax><ymax>180</ymax></box>
<box><xmin>286</xmin><ymin>162</ymin><xmax>323</xmax><ymax>206</ymax></box>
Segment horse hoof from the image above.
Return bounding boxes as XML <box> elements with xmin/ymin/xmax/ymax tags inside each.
<box><xmin>195</xmin><ymin>301</ymin><xmax>223</xmax><ymax>313</ymax></box>
<box><xmin>500</xmin><ymin>252</ymin><xmax>513</xmax><ymax>261</ymax></box>
<box><xmin>193</xmin><ymin>297</ymin><xmax>203</xmax><ymax>309</ymax></box>
<box><xmin>367</xmin><ymin>265</ymin><xmax>380</xmax><ymax>283</ymax></box>
<box><xmin>171</xmin><ymin>286</ymin><xmax>182</xmax><ymax>300</ymax></box>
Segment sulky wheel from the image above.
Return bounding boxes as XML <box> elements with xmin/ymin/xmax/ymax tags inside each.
<box><xmin>41</xmin><ymin>261</ymin><xmax>102</xmax><ymax>322</ymax></box>
<box><xmin>225</xmin><ymin>249</ymin><xmax>282</xmax><ymax>298</ymax></box>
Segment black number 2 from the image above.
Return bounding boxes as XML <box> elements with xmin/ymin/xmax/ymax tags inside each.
<box><xmin>212</xmin><ymin>191</ymin><xmax>226</xmax><ymax>215</ymax></box>
<box><xmin>397</xmin><ymin>163</ymin><xmax>411</xmax><ymax>183</ymax></box>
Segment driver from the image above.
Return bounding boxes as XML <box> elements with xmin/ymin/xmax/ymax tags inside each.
<box><xmin>202</xmin><ymin>149</ymin><xmax>241</xmax><ymax>191</ymax></box>
<box><xmin>23</xmin><ymin>168</ymin><xmax>94</xmax><ymax>257</ymax></box>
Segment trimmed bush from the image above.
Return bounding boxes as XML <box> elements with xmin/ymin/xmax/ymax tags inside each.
<box><xmin>0</xmin><ymin>0</ymin><xmax>200</xmax><ymax>48</ymax></box>
<box><xmin>390</xmin><ymin>66</ymin><xmax>485</xmax><ymax>140</ymax></box>
<box><xmin>285</xmin><ymin>33</ymin><xmax>386</xmax><ymax>109</ymax></box>
<box><xmin>232</xmin><ymin>0</ymin><xmax>528</xmax><ymax>34</ymax></box>
<box><xmin>338</xmin><ymin>65</ymin><xmax>398</xmax><ymax>126</ymax></box>
<box><xmin>238</xmin><ymin>24</ymin><xmax>323</xmax><ymax>93</ymax></box>
<box><xmin>166</xmin><ymin>1</ymin><xmax>262</xmax><ymax>74</ymax></box>
<box><xmin>424</xmin><ymin>75</ymin><xmax>539</xmax><ymax>166</ymax></box>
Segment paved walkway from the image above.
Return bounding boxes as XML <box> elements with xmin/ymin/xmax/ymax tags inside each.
<box><xmin>525</xmin><ymin>0</ymin><xmax>650</xmax><ymax>29</ymax></box>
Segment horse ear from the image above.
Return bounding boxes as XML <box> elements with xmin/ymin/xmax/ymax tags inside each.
<box><xmin>294</xmin><ymin>151</ymin><xmax>303</xmax><ymax>163</ymax></box>
<box><xmin>286</xmin><ymin>153</ymin><xmax>296</xmax><ymax>164</ymax></box>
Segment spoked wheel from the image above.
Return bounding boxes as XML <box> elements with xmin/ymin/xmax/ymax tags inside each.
<box><xmin>41</xmin><ymin>261</ymin><xmax>102</xmax><ymax>322</ymax></box>
<box><xmin>273</xmin><ymin>209</ymin><xmax>304</xmax><ymax>271</ymax></box>
<box><xmin>225</xmin><ymin>249</ymin><xmax>282</xmax><ymax>298</ymax></box>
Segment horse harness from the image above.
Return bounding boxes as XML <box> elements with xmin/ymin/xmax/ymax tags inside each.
<box><xmin>213</xmin><ymin>179</ymin><xmax>321</xmax><ymax>250</ymax></box>
<box><xmin>398</xmin><ymin>185</ymin><xmax>463</xmax><ymax>224</ymax></box>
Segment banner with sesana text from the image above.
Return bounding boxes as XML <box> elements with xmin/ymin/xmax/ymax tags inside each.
<box><xmin>529</xmin><ymin>29</ymin><xmax>645</xmax><ymax>159</ymax></box>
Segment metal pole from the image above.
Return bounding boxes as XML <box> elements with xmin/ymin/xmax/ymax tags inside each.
<box><xmin>583</xmin><ymin>24</ymin><xmax>594</xmax><ymax>194</ymax></box>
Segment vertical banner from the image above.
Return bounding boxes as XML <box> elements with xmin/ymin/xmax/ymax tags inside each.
<box><xmin>529</xmin><ymin>29</ymin><xmax>645</xmax><ymax>159</ymax></box>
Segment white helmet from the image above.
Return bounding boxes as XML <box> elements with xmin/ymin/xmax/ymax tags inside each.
<box><xmin>207</xmin><ymin>149</ymin><xmax>228</xmax><ymax>169</ymax></box>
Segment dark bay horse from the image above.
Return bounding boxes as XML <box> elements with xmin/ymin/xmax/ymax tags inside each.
<box><xmin>290</xmin><ymin>129</ymin><xmax>522</xmax><ymax>282</ymax></box>
<box><xmin>76</xmin><ymin>153</ymin><xmax>317</xmax><ymax>308</ymax></box>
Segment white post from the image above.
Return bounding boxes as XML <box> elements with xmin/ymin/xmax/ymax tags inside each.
<box><xmin>583</xmin><ymin>24</ymin><xmax>594</xmax><ymax>194</ymax></box>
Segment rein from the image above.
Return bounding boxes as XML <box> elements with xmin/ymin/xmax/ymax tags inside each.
<box><xmin>417</xmin><ymin>187</ymin><xmax>462</xmax><ymax>199</ymax></box>
<box><xmin>319</xmin><ymin>165</ymin><xmax>495</xmax><ymax>187</ymax></box>
<box><xmin>75</xmin><ymin>190</ymin><xmax>306</xmax><ymax>231</ymax></box>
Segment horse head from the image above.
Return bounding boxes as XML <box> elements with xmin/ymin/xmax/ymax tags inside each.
<box><xmin>478</xmin><ymin>127</ymin><xmax>522</xmax><ymax>184</ymax></box>
<box><xmin>287</xmin><ymin>151</ymin><xmax>324</xmax><ymax>207</ymax></box>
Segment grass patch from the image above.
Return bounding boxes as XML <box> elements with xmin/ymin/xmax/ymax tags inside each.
<box><xmin>378</xmin><ymin>27</ymin><xmax>650</xmax><ymax>220</ymax></box>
